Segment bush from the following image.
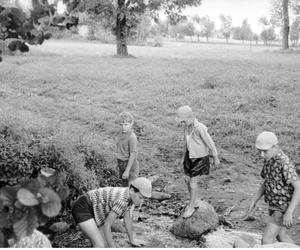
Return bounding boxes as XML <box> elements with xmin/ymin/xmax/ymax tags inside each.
<box><xmin>0</xmin><ymin>113</ymin><xmax>118</xmax><ymax>219</ymax></box>
<box><xmin>0</xmin><ymin>126</ymin><xmax>40</xmax><ymax>188</ymax></box>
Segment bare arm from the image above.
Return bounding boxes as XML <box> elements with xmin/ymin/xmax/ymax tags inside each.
<box><xmin>124</xmin><ymin>152</ymin><xmax>137</xmax><ymax>173</ymax></box>
<box><xmin>124</xmin><ymin>209</ymin><xmax>134</xmax><ymax>244</ymax></box>
<box><xmin>251</xmin><ymin>183</ymin><xmax>265</xmax><ymax>205</ymax></box>
<box><xmin>283</xmin><ymin>180</ymin><xmax>300</xmax><ymax>227</ymax></box>
<box><xmin>103</xmin><ymin>211</ymin><xmax>118</xmax><ymax>248</ymax></box>
<box><xmin>287</xmin><ymin>180</ymin><xmax>300</xmax><ymax>213</ymax></box>
<box><xmin>247</xmin><ymin>182</ymin><xmax>265</xmax><ymax>214</ymax></box>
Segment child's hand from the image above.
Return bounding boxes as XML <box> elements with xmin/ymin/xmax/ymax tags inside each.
<box><xmin>213</xmin><ymin>156</ymin><xmax>220</xmax><ymax>168</ymax></box>
<box><xmin>122</xmin><ymin>171</ymin><xmax>129</xmax><ymax>179</ymax></box>
<box><xmin>283</xmin><ymin>210</ymin><xmax>293</xmax><ymax>228</ymax></box>
<box><xmin>180</xmin><ymin>157</ymin><xmax>185</xmax><ymax>166</ymax></box>
<box><xmin>241</xmin><ymin>202</ymin><xmax>256</xmax><ymax>221</ymax></box>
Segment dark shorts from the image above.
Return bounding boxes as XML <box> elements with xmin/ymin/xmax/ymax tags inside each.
<box><xmin>72</xmin><ymin>194</ymin><xmax>94</xmax><ymax>224</ymax></box>
<box><xmin>117</xmin><ymin>159</ymin><xmax>139</xmax><ymax>187</ymax></box>
<box><xmin>268</xmin><ymin>208</ymin><xmax>284</xmax><ymax>227</ymax></box>
<box><xmin>183</xmin><ymin>150</ymin><xmax>210</xmax><ymax>177</ymax></box>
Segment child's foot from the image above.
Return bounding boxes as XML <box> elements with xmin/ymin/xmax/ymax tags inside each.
<box><xmin>182</xmin><ymin>206</ymin><xmax>195</xmax><ymax>218</ymax></box>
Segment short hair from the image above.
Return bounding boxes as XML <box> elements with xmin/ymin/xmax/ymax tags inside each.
<box><xmin>118</xmin><ymin>111</ymin><xmax>134</xmax><ymax>124</ymax></box>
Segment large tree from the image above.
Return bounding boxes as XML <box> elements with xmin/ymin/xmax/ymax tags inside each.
<box><xmin>282</xmin><ymin>0</ymin><xmax>290</xmax><ymax>49</ymax></box>
<box><xmin>80</xmin><ymin>0</ymin><xmax>202</xmax><ymax>56</ymax></box>
<box><xmin>270</xmin><ymin>0</ymin><xmax>300</xmax><ymax>49</ymax></box>
<box><xmin>0</xmin><ymin>0</ymin><xmax>79</xmax><ymax>62</ymax></box>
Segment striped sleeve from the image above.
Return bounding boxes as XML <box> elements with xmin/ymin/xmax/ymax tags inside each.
<box><xmin>111</xmin><ymin>199</ymin><xmax>128</xmax><ymax>217</ymax></box>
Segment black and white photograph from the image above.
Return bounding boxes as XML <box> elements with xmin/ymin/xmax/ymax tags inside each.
<box><xmin>0</xmin><ymin>0</ymin><xmax>300</xmax><ymax>248</ymax></box>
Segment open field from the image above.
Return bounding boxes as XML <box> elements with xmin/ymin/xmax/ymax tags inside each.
<box><xmin>0</xmin><ymin>40</ymin><xmax>300</xmax><ymax>247</ymax></box>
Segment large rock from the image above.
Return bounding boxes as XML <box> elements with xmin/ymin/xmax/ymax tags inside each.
<box><xmin>170</xmin><ymin>199</ymin><xmax>219</xmax><ymax>239</ymax></box>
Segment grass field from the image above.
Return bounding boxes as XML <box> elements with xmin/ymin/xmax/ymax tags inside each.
<box><xmin>0</xmin><ymin>40</ymin><xmax>300</xmax><ymax>247</ymax></box>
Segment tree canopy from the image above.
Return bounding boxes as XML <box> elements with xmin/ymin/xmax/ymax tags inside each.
<box><xmin>79</xmin><ymin>0</ymin><xmax>202</xmax><ymax>55</ymax></box>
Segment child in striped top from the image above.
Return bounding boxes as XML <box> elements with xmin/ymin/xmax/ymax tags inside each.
<box><xmin>72</xmin><ymin>177</ymin><xmax>152</xmax><ymax>247</ymax></box>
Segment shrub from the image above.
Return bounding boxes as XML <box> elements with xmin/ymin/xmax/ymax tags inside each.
<box><xmin>0</xmin><ymin>121</ymin><xmax>117</xmax><ymax>220</ymax></box>
<box><xmin>0</xmin><ymin>126</ymin><xmax>40</xmax><ymax>188</ymax></box>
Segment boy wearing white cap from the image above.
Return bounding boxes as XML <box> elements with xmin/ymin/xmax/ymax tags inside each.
<box><xmin>176</xmin><ymin>105</ymin><xmax>220</xmax><ymax>218</ymax></box>
<box><xmin>72</xmin><ymin>177</ymin><xmax>152</xmax><ymax>247</ymax></box>
<box><xmin>245</xmin><ymin>131</ymin><xmax>300</xmax><ymax>245</ymax></box>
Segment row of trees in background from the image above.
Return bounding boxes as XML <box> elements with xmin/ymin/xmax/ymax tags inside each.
<box><xmin>75</xmin><ymin>0</ymin><xmax>300</xmax><ymax>52</ymax></box>
<box><xmin>1</xmin><ymin>0</ymin><xmax>300</xmax><ymax>59</ymax></box>
<box><xmin>74</xmin><ymin>0</ymin><xmax>300</xmax><ymax>51</ymax></box>
<box><xmin>148</xmin><ymin>15</ymin><xmax>300</xmax><ymax>46</ymax></box>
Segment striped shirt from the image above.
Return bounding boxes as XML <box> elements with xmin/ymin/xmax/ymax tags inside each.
<box><xmin>87</xmin><ymin>187</ymin><xmax>130</xmax><ymax>226</ymax></box>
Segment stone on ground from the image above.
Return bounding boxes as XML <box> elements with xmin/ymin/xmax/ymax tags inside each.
<box><xmin>151</xmin><ymin>191</ymin><xmax>171</xmax><ymax>201</ymax></box>
<box><xmin>170</xmin><ymin>199</ymin><xmax>219</xmax><ymax>239</ymax></box>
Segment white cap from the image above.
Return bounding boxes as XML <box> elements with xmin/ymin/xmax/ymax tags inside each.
<box><xmin>255</xmin><ymin>131</ymin><xmax>278</xmax><ymax>150</ymax></box>
<box><xmin>130</xmin><ymin>177</ymin><xmax>152</xmax><ymax>198</ymax></box>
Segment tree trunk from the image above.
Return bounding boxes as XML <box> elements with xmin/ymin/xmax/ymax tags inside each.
<box><xmin>226</xmin><ymin>37</ymin><xmax>229</xmax><ymax>44</ymax></box>
<box><xmin>282</xmin><ymin>0</ymin><xmax>289</xmax><ymax>49</ymax></box>
<box><xmin>116</xmin><ymin>1</ymin><xmax>128</xmax><ymax>56</ymax></box>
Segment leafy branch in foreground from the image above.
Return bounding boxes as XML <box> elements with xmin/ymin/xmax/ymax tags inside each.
<box><xmin>0</xmin><ymin>0</ymin><xmax>80</xmax><ymax>61</ymax></box>
<box><xmin>0</xmin><ymin>168</ymin><xmax>69</xmax><ymax>247</ymax></box>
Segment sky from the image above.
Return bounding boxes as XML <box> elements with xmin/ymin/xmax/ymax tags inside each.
<box><xmin>184</xmin><ymin>0</ymin><xmax>272</xmax><ymax>33</ymax></box>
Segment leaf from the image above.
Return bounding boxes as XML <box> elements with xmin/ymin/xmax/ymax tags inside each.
<box><xmin>14</xmin><ymin>201</ymin><xmax>24</xmax><ymax>209</ymax></box>
<box><xmin>22</xmin><ymin>179</ymin><xmax>41</xmax><ymax>194</ymax></box>
<box><xmin>0</xmin><ymin>212</ymin><xmax>11</xmax><ymax>228</ymax></box>
<box><xmin>13</xmin><ymin>208</ymin><xmax>38</xmax><ymax>240</ymax></box>
<box><xmin>41</xmin><ymin>188</ymin><xmax>61</xmax><ymax>217</ymax></box>
<box><xmin>56</xmin><ymin>187</ymin><xmax>69</xmax><ymax>201</ymax></box>
<box><xmin>17</xmin><ymin>188</ymin><xmax>39</xmax><ymax>206</ymax></box>
<box><xmin>0</xmin><ymin>231</ymin><xmax>5</xmax><ymax>247</ymax></box>
<box><xmin>0</xmin><ymin>187</ymin><xmax>17</xmax><ymax>206</ymax></box>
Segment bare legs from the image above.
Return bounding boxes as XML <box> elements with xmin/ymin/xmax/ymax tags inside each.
<box><xmin>78</xmin><ymin>219</ymin><xmax>107</xmax><ymax>247</ymax></box>
<box><xmin>183</xmin><ymin>176</ymin><xmax>198</xmax><ymax>218</ymax></box>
